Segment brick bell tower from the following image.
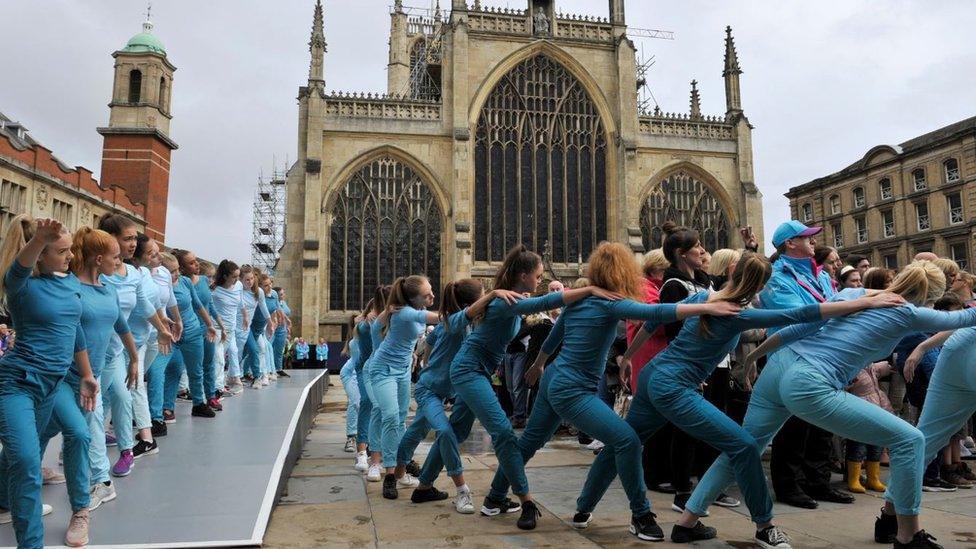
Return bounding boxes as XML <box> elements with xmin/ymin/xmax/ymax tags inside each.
<box><xmin>97</xmin><ymin>11</ymin><xmax>177</xmax><ymax>242</ymax></box>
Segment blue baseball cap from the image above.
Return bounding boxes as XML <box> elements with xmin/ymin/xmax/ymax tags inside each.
<box><xmin>772</xmin><ymin>220</ymin><xmax>822</xmax><ymax>247</ymax></box>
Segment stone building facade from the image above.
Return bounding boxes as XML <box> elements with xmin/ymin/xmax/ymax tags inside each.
<box><xmin>0</xmin><ymin>17</ymin><xmax>176</xmax><ymax>246</ymax></box>
<box><xmin>281</xmin><ymin>0</ymin><xmax>764</xmax><ymax>339</ymax></box>
<box><xmin>786</xmin><ymin>116</ymin><xmax>976</xmax><ymax>271</ymax></box>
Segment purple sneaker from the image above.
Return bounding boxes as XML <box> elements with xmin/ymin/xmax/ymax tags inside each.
<box><xmin>105</xmin><ymin>433</ymin><xmax>117</xmax><ymax>447</ymax></box>
<box><xmin>111</xmin><ymin>450</ymin><xmax>134</xmax><ymax>477</ymax></box>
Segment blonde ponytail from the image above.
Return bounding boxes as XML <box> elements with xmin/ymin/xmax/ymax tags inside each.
<box><xmin>0</xmin><ymin>214</ymin><xmax>36</xmax><ymax>307</ymax></box>
<box><xmin>888</xmin><ymin>260</ymin><xmax>945</xmax><ymax>306</ymax></box>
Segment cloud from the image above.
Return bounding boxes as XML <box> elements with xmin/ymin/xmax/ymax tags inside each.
<box><xmin>4</xmin><ymin>0</ymin><xmax>973</xmax><ymax>260</ymax></box>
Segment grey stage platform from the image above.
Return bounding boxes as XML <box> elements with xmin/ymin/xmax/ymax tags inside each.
<box><xmin>0</xmin><ymin>369</ymin><xmax>328</xmax><ymax>549</ymax></box>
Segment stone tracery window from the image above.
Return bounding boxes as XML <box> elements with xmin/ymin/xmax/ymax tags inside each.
<box><xmin>474</xmin><ymin>54</ymin><xmax>608</xmax><ymax>264</ymax></box>
<box><xmin>639</xmin><ymin>171</ymin><xmax>732</xmax><ymax>252</ymax></box>
<box><xmin>328</xmin><ymin>156</ymin><xmax>442</xmax><ymax>311</ymax></box>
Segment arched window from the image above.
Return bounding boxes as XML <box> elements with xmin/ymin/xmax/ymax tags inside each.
<box><xmin>408</xmin><ymin>39</ymin><xmax>441</xmax><ymax>101</ymax></box>
<box><xmin>912</xmin><ymin>168</ymin><xmax>926</xmax><ymax>191</ymax></box>
<box><xmin>829</xmin><ymin>194</ymin><xmax>841</xmax><ymax>215</ymax></box>
<box><xmin>879</xmin><ymin>178</ymin><xmax>892</xmax><ymax>200</ymax></box>
<box><xmin>159</xmin><ymin>77</ymin><xmax>167</xmax><ymax>111</ymax></box>
<box><xmin>474</xmin><ymin>54</ymin><xmax>608</xmax><ymax>263</ymax></box>
<box><xmin>853</xmin><ymin>186</ymin><xmax>865</xmax><ymax>208</ymax></box>
<box><xmin>128</xmin><ymin>69</ymin><xmax>142</xmax><ymax>103</ymax></box>
<box><xmin>328</xmin><ymin>155</ymin><xmax>442</xmax><ymax>311</ymax></box>
<box><xmin>639</xmin><ymin>171</ymin><xmax>731</xmax><ymax>252</ymax></box>
<box><xmin>944</xmin><ymin>158</ymin><xmax>960</xmax><ymax>183</ymax></box>
<box><xmin>801</xmin><ymin>203</ymin><xmax>813</xmax><ymax>222</ymax></box>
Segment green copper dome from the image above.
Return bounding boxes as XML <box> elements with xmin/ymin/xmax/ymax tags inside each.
<box><xmin>122</xmin><ymin>21</ymin><xmax>165</xmax><ymax>55</ymax></box>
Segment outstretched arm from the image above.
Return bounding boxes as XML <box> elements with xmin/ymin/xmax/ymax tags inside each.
<box><xmin>904</xmin><ymin>330</ymin><xmax>954</xmax><ymax>383</ymax></box>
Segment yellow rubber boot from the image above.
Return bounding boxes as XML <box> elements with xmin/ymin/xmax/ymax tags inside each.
<box><xmin>865</xmin><ymin>461</ymin><xmax>887</xmax><ymax>492</ymax></box>
<box><xmin>847</xmin><ymin>461</ymin><xmax>866</xmax><ymax>493</ymax></box>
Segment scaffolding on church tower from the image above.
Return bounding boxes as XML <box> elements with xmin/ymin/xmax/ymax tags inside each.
<box><xmin>397</xmin><ymin>2</ymin><xmax>448</xmax><ymax>101</ymax></box>
<box><xmin>251</xmin><ymin>161</ymin><xmax>288</xmax><ymax>275</ymax></box>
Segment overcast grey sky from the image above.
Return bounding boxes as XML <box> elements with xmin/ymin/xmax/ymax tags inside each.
<box><xmin>3</xmin><ymin>1</ymin><xmax>975</xmax><ymax>262</ymax></box>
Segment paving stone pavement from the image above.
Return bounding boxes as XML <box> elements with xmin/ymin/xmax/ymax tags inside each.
<box><xmin>264</xmin><ymin>383</ymin><xmax>976</xmax><ymax>548</ymax></box>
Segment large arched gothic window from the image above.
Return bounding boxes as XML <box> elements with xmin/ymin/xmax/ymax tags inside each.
<box><xmin>329</xmin><ymin>156</ymin><xmax>442</xmax><ymax>311</ymax></box>
<box><xmin>640</xmin><ymin>171</ymin><xmax>732</xmax><ymax>252</ymax></box>
<box><xmin>474</xmin><ymin>54</ymin><xmax>608</xmax><ymax>264</ymax></box>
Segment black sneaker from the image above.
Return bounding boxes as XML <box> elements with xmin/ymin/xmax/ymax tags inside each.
<box><xmin>132</xmin><ymin>439</ymin><xmax>159</xmax><ymax>459</ymax></box>
<box><xmin>517</xmin><ymin>500</ymin><xmax>540</xmax><ymax>530</ymax></box>
<box><xmin>382</xmin><ymin>474</ymin><xmax>398</xmax><ymax>500</ymax></box>
<box><xmin>671</xmin><ymin>493</ymin><xmax>709</xmax><ymax>516</ymax></box>
<box><xmin>277</xmin><ymin>370</ymin><xmax>290</xmax><ymax>378</ymax></box>
<box><xmin>191</xmin><ymin>403</ymin><xmax>216</xmax><ymax>418</ymax></box>
<box><xmin>714</xmin><ymin>492</ymin><xmax>741</xmax><ymax>507</ymax></box>
<box><xmin>670</xmin><ymin>521</ymin><xmax>717</xmax><ymax>543</ymax></box>
<box><xmin>410</xmin><ymin>486</ymin><xmax>448</xmax><ymax>503</ymax></box>
<box><xmin>630</xmin><ymin>512</ymin><xmax>664</xmax><ymax>541</ymax></box>
<box><xmin>571</xmin><ymin>512</ymin><xmax>592</xmax><ymax>529</ymax></box>
<box><xmin>177</xmin><ymin>390</ymin><xmax>192</xmax><ymax>402</ymax></box>
<box><xmin>480</xmin><ymin>496</ymin><xmax>521</xmax><ymax>516</ymax></box>
<box><xmin>755</xmin><ymin>525</ymin><xmax>792</xmax><ymax>548</ymax></box>
<box><xmin>151</xmin><ymin>420</ymin><xmax>167</xmax><ymax>438</ymax></box>
<box><xmin>874</xmin><ymin>509</ymin><xmax>897</xmax><ymax>543</ymax></box>
<box><xmin>922</xmin><ymin>478</ymin><xmax>957</xmax><ymax>492</ymax></box>
<box><xmin>405</xmin><ymin>460</ymin><xmax>422</xmax><ymax>478</ymax></box>
<box><xmin>894</xmin><ymin>530</ymin><xmax>943</xmax><ymax>549</ymax></box>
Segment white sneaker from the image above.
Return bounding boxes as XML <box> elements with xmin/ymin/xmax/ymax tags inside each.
<box><xmin>455</xmin><ymin>490</ymin><xmax>475</xmax><ymax>514</ymax></box>
<box><xmin>89</xmin><ymin>482</ymin><xmax>117</xmax><ymax>511</ymax></box>
<box><xmin>354</xmin><ymin>452</ymin><xmax>369</xmax><ymax>472</ymax></box>
<box><xmin>397</xmin><ymin>474</ymin><xmax>420</xmax><ymax>488</ymax></box>
<box><xmin>228</xmin><ymin>378</ymin><xmax>245</xmax><ymax>395</ymax></box>
<box><xmin>366</xmin><ymin>464</ymin><xmax>382</xmax><ymax>482</ymax></box>
<box><xmin>251</xmin><ymin>377</ymin><xmax>263</xmax><ymax>390</ymax></box>
<box><xmin>0</xmin><ymin>504</ymin><xmax>53</xmax><ymax>524</ymax></box>
<box><xmin>585</xmin><ymin>440</ymin><xmax>605</xmax><ymax>451</ymax></box>
<box><xmin>260</xmin><ymin>374</ymin><xmax>270</xmax><ymax>386</ymax></box>
<box><xmin>269</xmin><ymin>372</ymin><xmax>278</xmax><ymax>381</ymax></box>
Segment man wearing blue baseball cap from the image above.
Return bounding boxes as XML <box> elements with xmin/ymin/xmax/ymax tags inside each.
<box><xmin>754</xmin><ymin>220</ymin><xmax>857</xmax><ymax>509</ymax></box>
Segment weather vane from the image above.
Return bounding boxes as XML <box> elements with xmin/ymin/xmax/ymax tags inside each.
<box><xmin>145</xmin><ymin>1</ymin><xmax>152</xmax><ymax>22</ymax></box>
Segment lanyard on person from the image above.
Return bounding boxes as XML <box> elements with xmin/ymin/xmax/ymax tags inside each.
<box><xmin>783</xmin><ymin>263</ymin><xmax>827</xmax><ymax>303</ymax></box>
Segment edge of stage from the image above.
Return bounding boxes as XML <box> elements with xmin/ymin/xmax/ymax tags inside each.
<box><xmin>0</xmin><ymin>368</ymin><xmax>328</xmax><ymax>549</ymax></box>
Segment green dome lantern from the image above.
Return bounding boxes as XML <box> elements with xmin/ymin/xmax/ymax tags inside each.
<box><xmin>122</xmin><ymin>20</ymin><xmax>165</xmax><ymax>55</ymax></box>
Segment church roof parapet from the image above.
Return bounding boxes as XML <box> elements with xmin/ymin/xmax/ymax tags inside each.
<box><xmin>463</xmin><ymin>4</ymin><xmax>614</xmax><ymax>43</ymax></box>
<box><xmin>323</xmin><ymin>92</ymin><xmax>442</xmax><ymax>121</ymax></box>
<box><xmin>638</xmin><ymin>113</ymin><xmax>735</xmax><ymax>140</ymax></box>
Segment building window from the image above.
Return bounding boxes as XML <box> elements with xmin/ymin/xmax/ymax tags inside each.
<box><xmin>883</xmin><ymin>253</ymin><xmax>898</xmax><ymax>270</ymax></box>
<box><xmin>879</xmin><ymin>178</ymin><xmax>892</xmax><ymax>200</ymax></box>
<box><xmin>0</xmin><ymin>179</ymin><xmax>28</xmax><ymax>233</ymax></box>
<box><xmin>853</xmin><ymin>187</ymin><xmax>865</xmax><ymax>208</ymax></box>
<box><xmin>881</xmin><ymin>209</ymin><xmax>895</xmax><ymax>238</ymax></box>
<box><xmin>832</xmin><ymin>222</ymin><xmax>843</xmax><ymax>248</ymax></box>
<box><xmin>944</xmin><ymin>158</ymin><xmax>960</xmax><ymax>183</ymax></box>
<box><xmin>915</xmin><ymin>202</ymin><xmax>930</xmax><ymax>231</ymax></box>
<box><xmin>51</xmin><ymin>199</ymin><xmax>73</xmax><ymax>228</ymax></box>
<box><xmin>947</xmin><ymin>192</ymin><xmax>964</xmax><ymax>225</ymax></box>
<box><xmin>128</xmin><ymin>69</ymin><xmax>142</xmax><ymax>103</ymax></box>
<box><xmin>159</xmin><ymin>77</ymin><xmax>167</xmax><ymax>111</ymax></box>
<box><xmin>328</xmin><ymin>155</ymin><xmax>443</xmax><ymax>311</ymax></box>
<box><xmin>912</xmin><ymin>168</ymin><xmax>927</xmax><ymax>191</ymax></box>
<box><xmin>640</xmin><ymin>172</ymin><xmax>731</xmax><ymax>254</ymax></box>
<box><xmin>802</xmin><ymin>203</ymin><xmax>813</xmax><ymax>222</ymax></box>
<box><xmin>949</xmin><ymin>241</ymin><xmax>969</xmax><ymax>271</ymax></box>
<box><xmin>829</xmin><ymin>194</ymin><xmax>840</xmax><ymax>215</ymax></box>
<box><xmin>475</xmin><ymin>54</ymin><xmax>608</xmax><ymax>263</ymax></box>
<box><xmin>855</xmin><ymin>217</ymin><xmax>867</xmax><ymax>243</ymax></box>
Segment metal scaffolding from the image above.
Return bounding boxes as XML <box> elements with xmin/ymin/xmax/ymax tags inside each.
<box><xmin>251</xmin><ymin>163</ymin><xmax>287</xmax><ymax>275</ymax></box>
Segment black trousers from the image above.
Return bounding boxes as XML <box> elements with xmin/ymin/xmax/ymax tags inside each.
<box><xmin>770</xmin><ymin>416</ymin><xmax>834</xmax><ymax>498</ymax></box>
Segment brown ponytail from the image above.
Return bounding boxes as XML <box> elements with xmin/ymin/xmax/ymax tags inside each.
<box><xmin>439</xmin><ymin>278</ymin><xmax>484</xmax><ymax>325</ymax></box>
<box><xmin>388</xmin><ymin>275</ymin><xmax>428</xmax><ymax>308</ymax></box>
<box><xmin>699</xmin><ymin>252</ymin><xmax>771</xmax><ymax>338</ymax></box>
<box><xmin>494</xmin><ymin>244</ymin><xmax>542</xmax><ymax>291</ymax></box>
<box><xmin>661</xmin><ymin>221</ymin><xmax>701</xmax><ymax>265</ymax></box>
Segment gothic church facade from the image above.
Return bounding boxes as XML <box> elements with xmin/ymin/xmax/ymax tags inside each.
<box><xmin>280</xmin><ymin>0</ymin><xmax>763</xmax><ymax>338</ymax></box>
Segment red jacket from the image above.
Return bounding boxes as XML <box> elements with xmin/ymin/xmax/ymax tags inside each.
<box><xmin>625</xmin><ymin>277</ymin><xmax>668</xmax><ymax>394</ymax></box>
